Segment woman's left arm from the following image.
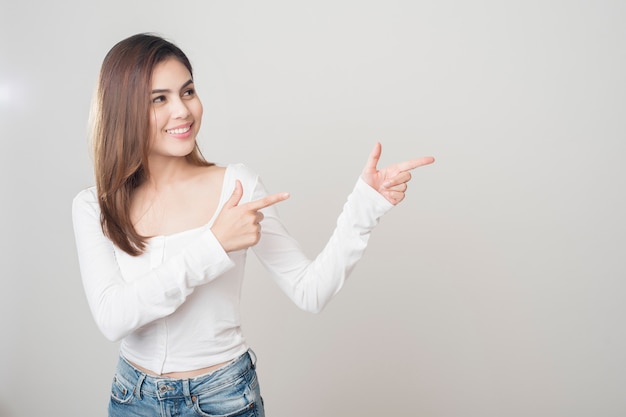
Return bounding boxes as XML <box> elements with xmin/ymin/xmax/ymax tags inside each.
<box><xmin>251</xmin><ymin>143</ymin><xmax>434</xmax><ymax>313</ymax></box>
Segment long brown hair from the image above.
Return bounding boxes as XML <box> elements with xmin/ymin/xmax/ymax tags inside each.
<box><xmin>91</xmin><ymin>33</ymin><xmax>212</xmax><ymax>256</ymax></box>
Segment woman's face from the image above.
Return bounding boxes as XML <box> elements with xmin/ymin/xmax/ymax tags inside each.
<box><xmin>148</xmin><ymin>58</ymin><xmax>203</xmax><ymax>160</ymax></box>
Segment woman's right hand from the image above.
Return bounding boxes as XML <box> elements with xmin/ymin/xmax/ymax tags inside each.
<box><xmin>211</xmin><ymin>180</ymin><xmax>290</xmax><ymax>252</ymax></box>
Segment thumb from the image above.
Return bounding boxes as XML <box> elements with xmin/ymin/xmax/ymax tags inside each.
<box><xmin>363</xmin><ymin>142</ymin><xmax>382</xmax><ymax>174</ymax></box>
<box><xmin>225</xmin><ymin>180</ymin><xmax>244</xmax><ymax>208</ymax></box>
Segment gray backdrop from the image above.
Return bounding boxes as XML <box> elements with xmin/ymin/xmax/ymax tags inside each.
<box><xmin>1</xmin><ymin>1</ymin><xmax>625</xmax><ymax>416</ymax></box>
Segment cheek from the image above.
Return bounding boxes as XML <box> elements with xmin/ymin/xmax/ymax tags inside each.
<box><xmin>196</xmin><ymin>101</ymin><xmax>203</xmax><ymax>121</ymax></box>
<box><xmin>191</xmin><ymin>97</ymin><xmax>203</xmax><ymax>119</ymax></box>
<box><xmin>192</xmin><ymin>101</ymin><xmax>203</xmax><ymax>133</ymax></box>
<box><xmin>148</xmin><ymin>108</ymin><xmax>165</xmax><ymax>145</ymax></box>
<box><xmin>148</xmin><ymin>113</ymin><xmax>165</xmax><ymax>153</ymax></box>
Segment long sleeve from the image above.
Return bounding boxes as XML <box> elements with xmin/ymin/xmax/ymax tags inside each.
<box><xmin>71</xmin><ymin>188</ymin><xmax>235</xmax><ymax>342</ymax></box>
<box><xmin>251</xmin><ymin>175</ymin><xmax>394</xmax><ymax>313</ymax></box>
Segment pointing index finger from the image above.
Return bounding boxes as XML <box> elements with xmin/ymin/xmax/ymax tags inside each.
<box><xmin>395</xmin><ymin>156</ymin><xmax>435</xmax><ymax>172</ymax></box>
<box><xmin>244</xmin><ymin>192</ymin><xmax>291</xmax><ymax>211</ymax></box>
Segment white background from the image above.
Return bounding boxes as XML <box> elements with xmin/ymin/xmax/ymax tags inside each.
<box><xmin>1</xmin><ymin>1</ymin><xmax>625</xmax><ymax>416</ymax></box>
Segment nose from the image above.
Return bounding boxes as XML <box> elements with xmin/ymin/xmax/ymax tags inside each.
<box><xmin>171</xmin><ymin>97</ymin><xmax>190</xmax><ymax>119</ymax></box>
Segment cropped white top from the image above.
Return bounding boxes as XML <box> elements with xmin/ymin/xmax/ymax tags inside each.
<box><xmin>72</xmin><ymin>164</ymin><xmax>393</xmax><ymax>374</ymax></box>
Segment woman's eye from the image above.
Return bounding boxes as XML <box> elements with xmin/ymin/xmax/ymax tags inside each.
<box><xmin>152</xmin><ymin>95</ymin><xmax>165</xmax><ymax>104</ymax></box>
<box><xmin>183</xmin><ymin>88</ymin><xmax>195</xmax><ymax>97</ymax></box>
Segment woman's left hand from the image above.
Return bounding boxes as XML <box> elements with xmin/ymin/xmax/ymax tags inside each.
<box><xmin>361</xmin><ymin>142</ymin><xmax>435</xmax><ymax>205</ymax></box>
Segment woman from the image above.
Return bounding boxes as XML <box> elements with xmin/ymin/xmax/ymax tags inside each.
<box><xmin>72</xmin><ymin>33</ymin><xmax>434</xmax><ymax>417</ymax></box>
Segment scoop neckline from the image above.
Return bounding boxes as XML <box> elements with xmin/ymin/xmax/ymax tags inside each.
<box><xmin>147</xmin><ymin>164</ymin><xmax>232</xmax><ymax>241</ymax></box>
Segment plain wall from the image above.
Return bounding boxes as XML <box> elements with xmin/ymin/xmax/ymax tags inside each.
<box><xmin>1</xmin><ymin>1</ymin><xmax>625</xmax><ymax>416</ymax></box>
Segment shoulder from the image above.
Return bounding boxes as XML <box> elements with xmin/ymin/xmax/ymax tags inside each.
<box><xmin>192</xmin><ymin>164</ymin><xmax>227</xmax><ymax>188</ymax></box>
<box><xmin>72</xmin><ymin>186</ymin><xmax>100</xmax><ymax>219</ymax></box>
<box><xmin>225</xmin><ymin>163</ymin><xmax>259</xmax><ymax>182</ymax></box>
<box><xmin>187</xmin><ymin>163</ymin><xmax>260</xmax><ymax>200</ymax></box>
<box><xmin>223</xmin><ymin>163</ymin><xmax>262</xmax><ymax>202</ymax></box>
<box><xmin>72</xmin><ymin>186</ymin><xmax>98</xmax><ymax>209</ymax></box>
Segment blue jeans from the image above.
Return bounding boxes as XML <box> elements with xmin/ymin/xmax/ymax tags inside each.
<box><xmin>108</xmin><ymin>351</ymin><xmax>265</xmax><ymax>417</ymax></box>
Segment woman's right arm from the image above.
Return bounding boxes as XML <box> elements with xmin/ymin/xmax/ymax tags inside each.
<box><xmin>72</xmin><ymin>189</ymin><xmax>235</xmax><ymax>342</ymax></box>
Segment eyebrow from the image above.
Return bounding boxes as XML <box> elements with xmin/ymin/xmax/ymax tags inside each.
<box><xmin>151</xmin><ymin>79</ymin><xmax>194</xmax><ymax>95</ymax></box>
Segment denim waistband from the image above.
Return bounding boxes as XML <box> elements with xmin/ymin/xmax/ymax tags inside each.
<box><xmin>114</xmin><ymin>350</ymin><xmax>256</xmax><ymax>402</ymax></box>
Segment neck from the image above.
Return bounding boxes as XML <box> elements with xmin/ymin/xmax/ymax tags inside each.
<box><xmin>145</xmin><ymin>155</ymin><xmax>194</xmax><ymax>189</ymax></box>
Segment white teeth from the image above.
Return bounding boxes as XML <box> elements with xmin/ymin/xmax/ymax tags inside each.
<box><xmin>167</xmin><ymin>126</ymin><xmax>191</xmax><ymax>134</ymax></box>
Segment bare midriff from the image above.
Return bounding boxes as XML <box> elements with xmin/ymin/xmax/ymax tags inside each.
<box><xmin>130</xmin><ymin>360</ymin><xmax>231</xmax><ymax>379</ymax></box>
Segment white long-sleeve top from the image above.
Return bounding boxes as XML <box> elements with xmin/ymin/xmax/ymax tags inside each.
<box><xmin>72</xmin><ymin>163</ymin><xmax>393</xmax><ymax>374</ymax></box>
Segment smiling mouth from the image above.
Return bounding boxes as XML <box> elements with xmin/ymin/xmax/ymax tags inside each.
<box><xmin>166</xmin><ymin>126</ymin><xmax>191</xmax><ymax>134</ymax></box>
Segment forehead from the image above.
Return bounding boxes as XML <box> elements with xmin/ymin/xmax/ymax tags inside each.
<box><xmin>151</xmin><ymin>58</ymin><xmax>192</xmax><ymax>87</ymax></box>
